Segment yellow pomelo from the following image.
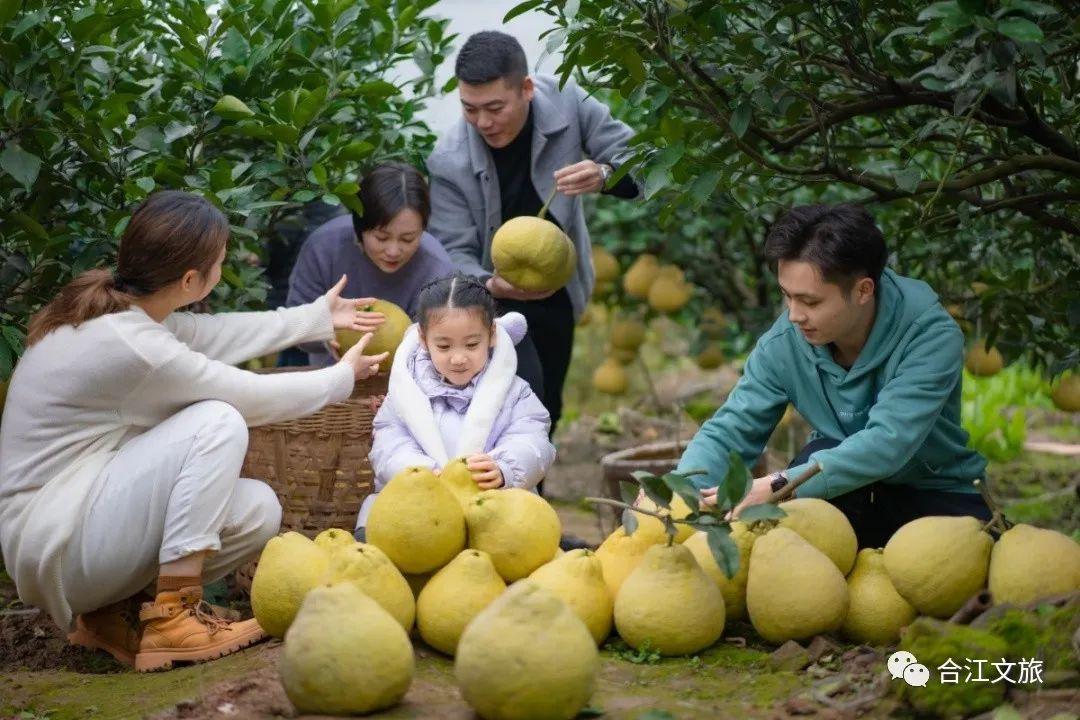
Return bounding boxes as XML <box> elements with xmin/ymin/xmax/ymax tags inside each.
<box><xmin>683</xmin><ymin>522</ymin><xmax>756</xmax><ymax>622</ymax></box>
<box><xmin>417</xmin><ymin>549</ymin><xmax>506</xmax><ymax>655</ymax></box>
<box><xmin>883</xmin><ymin>515</ymin><xmax>993</xmax><ymax>618</ymax></box>
<box><xmin>778</xmin><ymin>498</ymin><xmax>858</xmax><ymax>575</ymax></box>
<box><xmin>623</xmin><ymin>254</ymin><xmax>660</xmax><ymax>298</ymax></box>
<box><xmin>594</xmin><ymin>526</ymin><xmax>664</xmax><ymax>599</ymax></box>
<box><xmin>647</xmin><ymin>272</ymin><xmax>691</xmax><ymax>313</ymax></box>
<box><xmin>965</xmin><ymin>339</ymin><xmax>1004</xmax><ymax>377</ymax></box>
<box><xmin>695</xmin><ymin>344</ymin><xmax>724</xmax><ymax>370</ymax></box>
<box><xmin>324</xmin><ymin>542</ymin><xmax>416</xmax><ymax>631</ymax></box>
<box><xmin>440</xmin><ymin>457</ymin><xmax>480</xmax><ymax>510</ymax></box>
<box><xmin>746</xmin><ymin>527</ymin><xmax>849</xmax><ymax>643</ymax></box>
<box><xmin>841</xmin><ymin>548</ymin><xmax>917</xmax><ymax>645</ymax></box>
<box><xmin>313</xmin><ymin>528</ymin><xmax>355</xmax><ymax>551</ymax></box>
<box><xmin>614</xmin><ymin>544</ymin><xmax>725</xmax><ymax>656</ymax></box>
<box><xmin>1050</xmin><ymin>373</ymin><xmax>1080</xmax><ymax>412</ymax></box>
<box><xmin>529</xmin><ymin>549</ymin><xmax>613</xmax><ymax>645</ymax></box>
<box><xmin>367</xmin><ymin>466</ymin><xmax>466</xmax><ymax>574</ymax></box>
<box><xmin>281</xmin><ymin>583</ymin><xmax>414</xmax><ymax>715</ymax></box>
<box><xmin>633</xmin><ymin>495</ymin><xmax>695</xmax><ymax>544</ymax></box>
<box><xmin>337</xmin><ymin>299</ymin><xmax>411</xmax><ymax>359</ymax></box>
<box><xmin>592</xmin><ymin>358</ymin><xmax>628</xmax><ymax>395</ymax></box>
<box><xmin>466</xmin><ymin>489</ymin><xmax>561</xmax><ymax>581</ymax></box>
<box><xmin>606</xmin><ymin>345</ymin><xmax>638</xmax><ymax>365</ymax></box>
<box><xmin>455</xmin><ymin>581</ymin><xmax>598</xmax><ymax>720</ymax></box>
<box><xmin>250</xmin><ymin>532</ymin><xmax>330</xmax><ymax>638</ymax></box>
<box><xmin>591</xmin><ymin>246</ymin><xmax>619</xmax><ymax>284</ymax></box>
<box><xmin>591</xmin><ymin>280</ymin><xmax>615</xmax><ymax>300</ymax></box>
<box><xmin>700</xmin><ymin>307</ymin><xmax>727</xmax><ymax>336</ymax></box>
<box><xmin>610</xmin><ymin>318</ymin><xmax>646</xmax><ymax>350</ymax></box>
<box><xmin>988</xmin><ymin>523</ymin><xmax>1080</xmax><ymax>605</ymax></box>
<box><xmin>491</xmin><ymin>216</ymin><xmax>576</xmax><ymax>292</ymax></box>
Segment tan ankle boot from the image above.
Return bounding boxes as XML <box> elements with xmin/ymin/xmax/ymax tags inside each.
<box><xmin>68</xmin><ymin>598</ymin><xmax>142</xmax><ymax>666</ymax></box>
<box><xmin>134</xmin><ymin>586</ymin><xmax>266</xmax><ymax>672</ymax></box>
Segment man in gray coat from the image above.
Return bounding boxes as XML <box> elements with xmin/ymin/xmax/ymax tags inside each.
<box><xmin>427</xmin><ymin>30</ymin><xmax>640</xmax><ymax>438</ymax></box>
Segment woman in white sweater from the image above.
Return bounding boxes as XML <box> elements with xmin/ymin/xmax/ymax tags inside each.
<box><xmin>0</xmin><ymin>191</ymin><xmax>387</xmax><ymax>672</ymax></box>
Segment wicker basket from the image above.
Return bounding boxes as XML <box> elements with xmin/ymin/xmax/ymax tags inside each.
<box><xmin>234</xmin><ymin>367</ymin><xmax>389</xmax><ymax>590</ymax></box>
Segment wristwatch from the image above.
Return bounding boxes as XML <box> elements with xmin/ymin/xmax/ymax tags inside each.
<box><xmin>598</xmin><ymin>163</ymin><xmax>613</xmax><ymax>186</ymax></box>
<box><xmin>769</xmin><ymin>470</ymin><xmax>789</xmax><ymax>493</ymax></box>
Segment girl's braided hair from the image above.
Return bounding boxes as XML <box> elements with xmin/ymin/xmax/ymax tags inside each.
<box><xmin>415</xmin><ymin>271</ymin><xmax>497</xmax><ymax>332</ymax></box>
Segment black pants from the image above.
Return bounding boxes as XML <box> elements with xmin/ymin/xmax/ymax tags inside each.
<box><xmin>499</xmin><ymin>288</ymin><xmax>575</xmax><ymax>437</ymax></box>
<box><xmin>789</xmin><ymin>438</ymin><xmax>992</xmax><ymax>549</ymax></box>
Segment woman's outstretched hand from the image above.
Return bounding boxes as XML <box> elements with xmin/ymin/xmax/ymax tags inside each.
<box><xmin>325</xmin><ymin>275</ymin><xmax>385</xmax><ymax>333</ymax></box>
<box><xmin>338</xmin><ymin>332</ymin><xmax>389</xmax><ymax>381</ymax></box>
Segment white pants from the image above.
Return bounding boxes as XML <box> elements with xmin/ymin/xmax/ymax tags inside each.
<box><xmin>61</xmin><ymin>401</ymin><xmax>282</xmax><ymax>615</ymax></box>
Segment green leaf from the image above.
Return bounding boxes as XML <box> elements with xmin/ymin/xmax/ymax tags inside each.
<box><xmin>503</xmin><ymin>0</ymin><xmax>544</xmax><ymax>24</ymax></box>
<box><xmin>293</xmin><ymin>85</ymin><xmax>328</xmax><ymax>128</ymax></box>
<box><xmin>622</xmin><ymin>507</ymin><xmax>639</xmax><ymax>536</ymax></box>
<box><xmin>164</xmin><ymin>122</ymin><xmax>196</xmax><ymax>143</ymax></box>
<box><xmin>0</xmin><ymin>144</ymin><xmax>40</xmax><ymax>189</ymax></box>
<box><xmin>273</xmin><ymin>90</ymin><xmax>298</xmax><ymax>121</ymax></box>
<box><xmin>131</xmin><ymin>126</ymin><xmax>166</xmax><ymax>152</ymax></box>
<box><xmin>11</xmin><ymin>211</ymin><xmax>48</xmax><ymax>242</ymax></box>
<box><xmin>1000</xmin><ymin>1</ymin><xmax>1058</xmax><ymax>17</ymax></box>
<box><xmin>660</xmin><ymin>473</ymin><xmax>702</xmax><ymax>514</ymax></box>
<box><xmin>723</xmin><ymin>450</ymin><xmax>749</xmax><ymax>509</ymax></box>
<box><xmin>355</xmin><ymin>80</ymin><xmax>400</xmax><ymax>98</ymax></box>
<box><xmin>213</xmin><ymin>95</ymin><xmax>256</xmax><ymax>120</ymax></box>
<box><xmin>729</xmin><ymin>100</ymin><xmax>752</xmax><ymax>139</ymax></box>
<box><xmin>332</xmin><ymin>180</ymin><xmax>359</xmax><ymax>197</ymax></box>
<box><xmin>737</xmin><ymin>503</ymin><xmax>787</xmax><ymax>522</ymax></box>
<box><xmin>622</xmin><ymin>48</ymin><xmax>646</xmax><ymax>86</ymax></box>
<box><xmin>918</xmin><ymin>1</ymin><xmax>963</xmax><ymax>22</ymax></box>
<box><xmin>688</xmin><ymin>170</ymin><xmax>721</xmax><ymax>206</ymax></box>
<box><xmin>644</xmin><ymin>166</ymin><xmax>669</xmax><ymax>200</ymax></box>
<box><xmin>996</xmin><ymin>16</ymin><xmax>1044</xmax><ymax>42</ymax></box>
<box><xmin>640</xmin><ymin>474</ymin><xmax>674</xmax><ymax>507</ymax></box>
<box><xmin>704</xmin><ymin>526</ymin><xmax>740</xmax><ymax>579</ymax></box>
<box><xmin>619</xmin><ymin>480</ymin><xmax>640</xmax><ymax>507</ymax></box>
<box><xmin>134</xmin><ymin>177</ymin><xmax>156</xmax><ymax>193</ymax></box>
<box><xmin>339</xmin><ymin>140</ymin><xmax>375</xmax><ymax>161</ymax></box>
<box><xmin>894</xmin><ymin>167</ymin><xmax>922</xmax><ymax>194</ymax></box>
<box><xmin>0</xmin><ymin>0</ymin><xmax>23</xmax><ymax>28</ymax></box>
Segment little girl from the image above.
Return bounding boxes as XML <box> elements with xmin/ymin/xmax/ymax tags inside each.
<box><xmin>356</xmin><ymin>272</ymin><xmax>556</xmax><ymax>535</ymax></box>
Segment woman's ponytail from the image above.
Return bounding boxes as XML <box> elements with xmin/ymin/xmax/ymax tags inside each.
<box><xmin>25</xmin><ymin>190</ymin><xmax>229</xmax><ymax>347</ymax></box>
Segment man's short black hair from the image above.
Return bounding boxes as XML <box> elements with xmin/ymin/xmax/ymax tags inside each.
<box><xmin>764</xmin><ymin>204</ymin><xmax>888</xmax><ymax>289</ymax></box>
<box><xmin>455</xmin><ymin>31</ymin><xmax>528</xmax><ymax>86</ymax></box>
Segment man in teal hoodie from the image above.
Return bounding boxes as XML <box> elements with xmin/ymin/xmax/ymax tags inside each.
<box><xmin>678</xmin><ymin>204</ymin><xmax>990</xmax><ymax>548</ymax></box>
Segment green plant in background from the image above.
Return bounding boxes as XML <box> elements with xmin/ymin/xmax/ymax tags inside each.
<box><xmin>514</xmin><ymin>0</ymin><xmax>1080</xmax><ymax>372</ymax></box>
<box><xmin>0</xmin><ymin>0</ymin><xmax>453</xmax><ymax>377</ymax></box>
<box><xmin>961</xmin><ymin>363</ymin><xmax>1053</xmax><ymax>462</ymax></box>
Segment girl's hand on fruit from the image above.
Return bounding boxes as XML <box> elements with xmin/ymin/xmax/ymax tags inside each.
<box><xmin>339</xmin><ymin>332</ymin><xmax>389</xmax><ymax>381</ymax></box>
<box><xmin>467</xmin><ymin>453</ymin><xmax>504</xmax><ymax>489</ymax></box>
<box><xmin>486</xmin><ymin>275</ymin><xmax>555</xmax><ymax>302</ymax></box>
<box><xmin>325</xmin><ymin>275</ymin><xmax>384</xmax><ymax>331</ymax></box>
<box><xmin>700</xmin><ymin>486</ymin><xmax>718</xmax><ymax>508</ymax></box>
<box><xmin>327</xmin><ymin>339</ymin><xmax>342</xmax><ymax>361</ymax></box>
<box><xmin>554</xmin><ymin>160</ymin><xmax>606</xmax><ymax>195</ymax></box>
